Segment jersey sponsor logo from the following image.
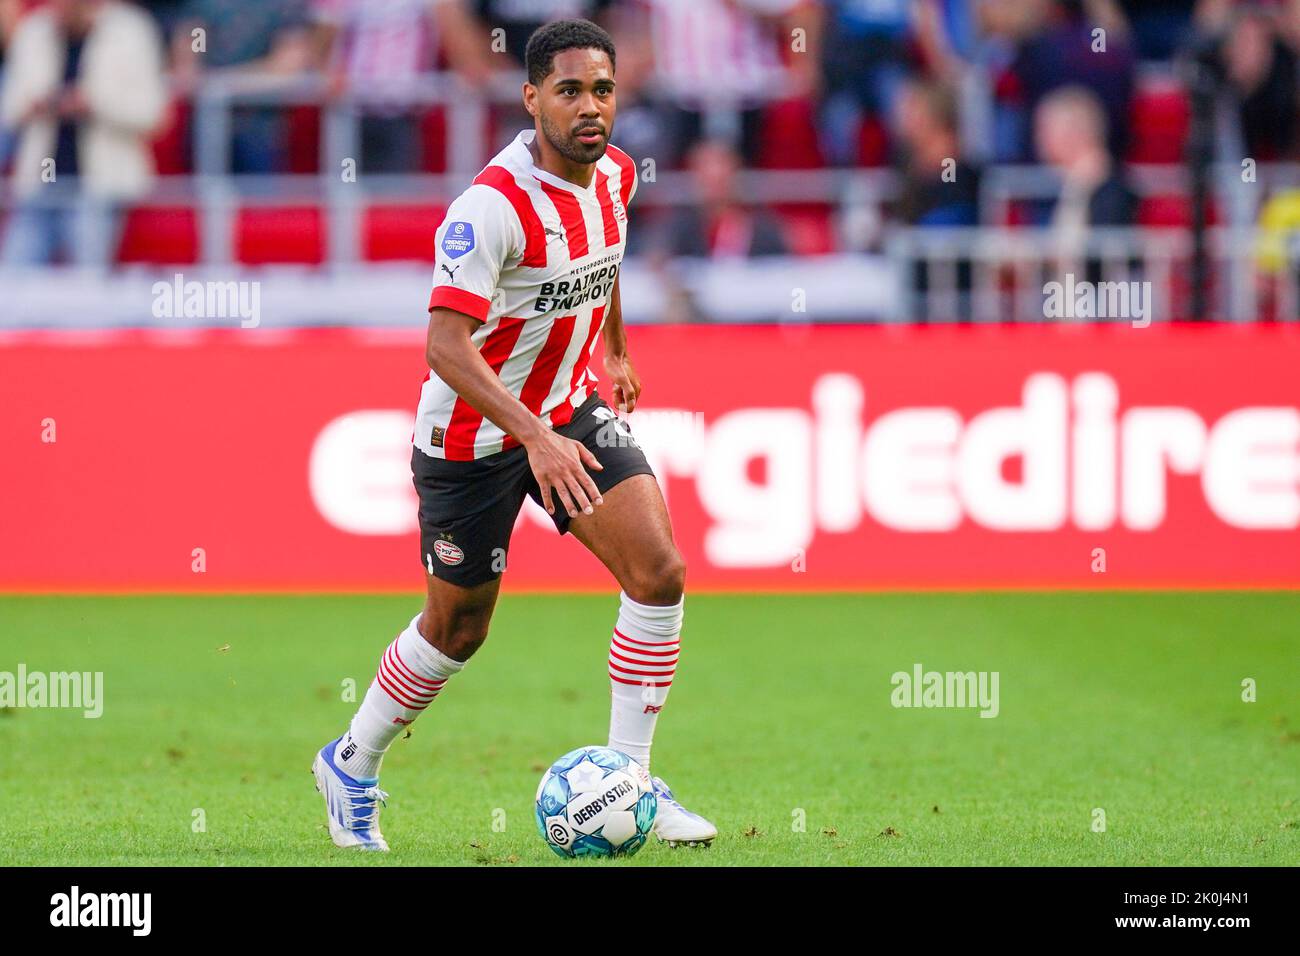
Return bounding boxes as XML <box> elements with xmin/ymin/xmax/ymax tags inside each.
<box><xmin>433</xmin><ymin>539</ymin><xmax>464</xmax><ymax>566</ymax></box>
<box><xmin>430</xmin><ymin>425</ymin><xmax>445</xmax><ymax>448</ymax></box>
<box><xmin>544</xmin><ymin>225</ymin><xmax>567</xmax><ymax>245</ymax></box>
<box><xmin>441</xmin><ymin>221</ymin><xmax>476</xmax><ymax>259</ymax></box>
<box><xmin>534</xmin><ymin>263</ymin><xmax>620</xmax><ymax>313</ymax></box>
<box><xmin>440</xmin><ymin>263</ymin><xmax>460</xmax><ymax>283</ymax></box>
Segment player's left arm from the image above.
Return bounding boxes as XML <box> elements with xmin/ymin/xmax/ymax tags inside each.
<box><xmin>602</xmin><ymin>274</ymin><xmax>641</xmax><ymax>415</ymax></box>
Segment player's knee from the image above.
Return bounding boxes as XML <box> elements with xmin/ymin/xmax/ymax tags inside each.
<box><xmin>625</xmin><ymin>548</ymin><xmax>686</xmax><ymax>606</ymax></box>
<box><xmin>440</xmin><ymin>625</ymin><xmax>488</xmax><ymax>662</ymax></box>
<box><xmin>419</xmin><ymin>607</ymin><xmax>490</xmax><ymax>662</ymax></box>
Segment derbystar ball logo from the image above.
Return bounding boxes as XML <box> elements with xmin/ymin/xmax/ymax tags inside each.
<box><xmin>433</xmin><ymin>540</ymin><xmax>464</xmax><ymax>566</ymax></box>
<box><xmin>570</xmin><ymin>778</ymin><xmax>635</xmax><ymax>826</ymax></box>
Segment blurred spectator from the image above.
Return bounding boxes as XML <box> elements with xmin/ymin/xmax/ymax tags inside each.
<box><xmin>1</xmin><ymin>0</ymin><xmax>166</xmax><ymax>269</ymax></box>
<box><xmin>1204</xmin><ymin>6</ymin><xmax>1298</xmax><ymax>161</ymax></box>
<box><xmin>637</xmin><ymin>0</ymin><xmax>806</xmax><ymax>168</ymax></box>
<box><xmin>1116</xmin><ymin>0</ymin><xmax>1196</xmax><ymax>61</ymax></box>
<box><xmin>1254</xmin><ymin>187</ymin><xmax>1300</xmax><ymax>317</ymax></box>
<box><xmin>895</xmin><ymin>79</ymin><xmax>980</xmax><ymax>226</ymax></box>
<box><xmin>439</xmin><ymin>0</ymin><xmax>613</xmax><ymax>70</ymax></box>
<box><xmin>138</xmin><ymin>0</ymin><xmax>188</xmax><ymax>41</ymax></box>
<box><xmin>817</xmin><ymin>0</ymin><xmax>914</xmax><ymax>166</ymax></box>
<box><xmin>0</xmin><ymin>0</ymin><xmax>24</xmax><ymax>169</ymax></box>
<box><xmin>648</xmin><ymin>138</ymin><xmax>788</xmax><ymax>259</ymax></box>
<box><xmin>894</xmin><ymin>78</ymin><xmax>981</xmax><ymax>321</ymax></box>
<box><xmin>1034</xmin><ymin>84</ymin><xmax>1136</xmax><ymax>281</ymax></box>
<box><xmin>171</xmin><ymin>0</ymin><xmax>314</xmax><ymax>173</ymax></box>
<box><xmin>310</xmin><ymin>0</ymin><xmax>442</xmax><ymax>173</ymax></box>
<box><xmin>1011</xmin><ymin>0</ymin><xmax>1136</xmax><ymax>160</ymax></box>
<box><xmin>967</xmin><ymin>0</ymin><xmax>1052</xmax><ymax>162</ymax></box>
<box><xmin>588</xmin><ymin>1</ymin><xmax>667</xmax><ymax>174</ymax></box>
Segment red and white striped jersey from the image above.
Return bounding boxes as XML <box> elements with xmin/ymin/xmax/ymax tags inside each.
<box><xmin>416</xmin><ymin>128</ymin><xmax>638</xmax><ymax>461</ymax></box>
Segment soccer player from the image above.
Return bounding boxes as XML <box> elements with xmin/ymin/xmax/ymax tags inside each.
<box><xmin>313</xmin><ymin>18</ymin><xmax>716</xmax><ymax>852</ymax></box>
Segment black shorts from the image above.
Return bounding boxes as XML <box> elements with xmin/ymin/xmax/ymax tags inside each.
<box><xmin>411</xmin><ymin>392</ymin><xmax>655</xmax><ymax>587</ymax></box>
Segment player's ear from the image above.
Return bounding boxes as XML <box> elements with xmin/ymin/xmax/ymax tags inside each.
<box><xmin>523</xmin><ymin>82</ymin><xmax>538</xmax><ymax>118</ymax></box>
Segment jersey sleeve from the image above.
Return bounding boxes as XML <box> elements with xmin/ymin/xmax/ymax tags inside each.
<box><xmin>428</xmin><ymin>184</ymin><xmax>523</xmax><ymax>322</ymax></box>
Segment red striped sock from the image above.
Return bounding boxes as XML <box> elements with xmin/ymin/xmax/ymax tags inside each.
<box><xmin>338</xmin><ymin>613</ymin><xmax>464</xmax><ymax>779</ymax></box>
<box><xmin>608</xmin><ymin>591</ymin><xmax>683</xmax><ymax>771</ymax></box>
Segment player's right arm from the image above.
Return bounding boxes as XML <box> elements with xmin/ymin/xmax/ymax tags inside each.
<box><xmin>426</xmin><ymin>186</ymin><xmax>604</xmax><ymax>519</ymax></box>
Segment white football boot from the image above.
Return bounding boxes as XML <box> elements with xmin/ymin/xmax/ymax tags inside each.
<box><xmin>312</xmin><ymin>736</ymin><xmax>390</xmax><ymax>851</ymax></box>
<box><xmin>651</xmin><ymin>776</ymin><xmax>717</xmax><ymax>847</ymax></box>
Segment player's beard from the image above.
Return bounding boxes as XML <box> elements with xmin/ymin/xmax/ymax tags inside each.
<box><xmin>540</xmin><ymin>110</ymin><xmax>608</xmax><ymax>165</ymax></box>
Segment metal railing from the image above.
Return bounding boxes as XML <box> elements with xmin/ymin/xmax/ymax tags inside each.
<box><xmin>887</xmin><ymin>225</ymin><xmax>1300</xmax><ymax>323</ymax></box>
<box><xmin>5</xmin><ymin>70</ymin><xmax>1300</xmax><ymax>324</ymax></box>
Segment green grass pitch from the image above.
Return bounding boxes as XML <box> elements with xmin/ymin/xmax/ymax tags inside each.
<box><xmin>1</xmin><ymin>592</ymin><xmax>1297</xmax><ymax>866</ymax></box>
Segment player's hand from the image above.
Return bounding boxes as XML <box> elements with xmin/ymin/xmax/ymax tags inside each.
<box><xmin>604</xmin><ymin>353</ymin><xmax>641</xmax><ymax>416</ymax></box>
<box><xmin>524</xmin><ymin>428</ymin><xmax>604</xmax><ymax>519</ymax></box>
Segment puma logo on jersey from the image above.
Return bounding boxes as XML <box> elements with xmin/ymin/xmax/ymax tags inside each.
<box><xmin>440</xmin><ymin>263</ymin><xmax>460</xmax><ymax>282</ymax></box>
<box><xmin>544</xmin><ymin>225</ymin><xmax>567</xmax><ymax>244</ymax></box>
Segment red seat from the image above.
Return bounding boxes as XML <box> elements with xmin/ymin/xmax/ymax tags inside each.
<box><xmin>1128</xmin><ymin>82</ymin><xmax>1190</xmax><ymax>164</ymax></box>
<box><xmin>235</xmin><ymin>206</ymin><xmax>325</xmax><ymax>264</ymax></box>
<box><xmin>775</xmin><ymin>203</ymin><xmax>835</xmax><ymax>255</ymax></box>
<box><xmin>116</xmin><ymin>206</ymin><xmax>200</xmax><ymax>264</ymax></box>
<box><xmin>421</xmin><ymin>107</ymin><xmax>447</xmax><ymax>173</ymax></box>
<box><xmin>756</xmin><ymin>97</ymin><xmax>824</xmax><ymax>169</ymax></box>
<box><xmin>363</xmin><ymin>204</ymin><xmax>446</xmax><ymax>261</ymax></box>
<box><xmin>1137</xmin><ymin>194</ymin><xmax>1221</xmax><ymax>228</ymax></box>
<box><xmin>1138</xmin><ymin>194</ymin><xmax>1192</xmax><ymax>227</ymax></box>
<box><xmin>285</xmin><ymin>105</ymin><xmax>321</xmax><ymax>174</ymax></box>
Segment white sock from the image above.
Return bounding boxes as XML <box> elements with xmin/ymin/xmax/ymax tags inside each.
<box><xmin>607</xmin><ymin>591</ymin><xmax>682</xmax><ymax>771</ymax></box>
<box><xmin>336</xmin><ymin>612</ymin><xmax>465</xmax><ymax>779</ymax></box>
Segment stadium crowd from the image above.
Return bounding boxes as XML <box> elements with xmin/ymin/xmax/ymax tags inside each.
<box><xmin>0</xmin><ymin>0</ymin><xmax>1298</xmax><ymax>320</ymax></box>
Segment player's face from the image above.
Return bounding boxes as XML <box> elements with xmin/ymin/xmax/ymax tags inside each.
<box><xmin>530</xmin><ymin>48</ymin><xmax>616</xmax><ymax>165</ymax></box>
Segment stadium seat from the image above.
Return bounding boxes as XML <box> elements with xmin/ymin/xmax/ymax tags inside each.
<box><xmin>286</xmin><ymin>105</ymin><xmax>321</xmax><ymax>174</ymax></box>
<box><xmin>774</xmin><ymin>203</ymin><xmax>836</xmax><ymax>255</ymax></box>
<box><xmin>421</xmin><ymin>107</ymin><xmax>447</xmax><ymax>173</ymax></box>
<box><xmin>756</xmin><ymin>98</ymin><xmax>824</xmax><ymax>169</ymax></box>
<box><xmin>235</xmin><ymin>206</ymin><xmax>325</xmax><ymax>264</ymax></box>
<box><xmin>1137</xmin><ymin>194</ymin><xmax>1193</xmax><ymax>228</ymax></box>
<box><xmin>1127</xmin><ymin>81</ymin><xmax>1190</xmax><ymax>164</ymax></box>
<box><xmin>362</xmin><ymin>204</ymin><xmax>447</xmax><ymax>261</ymax></box>
<box><xmin>1137</xmin><ymin>194</ymin><xmax>1222</xmax><ymax>229</ymax></box>
<box><xmin>116</xmin><ymin>207</ymin><xmax>200</xmax><ymax>265</ymax></box>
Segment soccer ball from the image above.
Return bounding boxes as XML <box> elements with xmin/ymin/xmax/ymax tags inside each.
<box><xmin>535</xmin><ymin>746</ymin><xmax>657</xmax><ymax>857</ymax></box>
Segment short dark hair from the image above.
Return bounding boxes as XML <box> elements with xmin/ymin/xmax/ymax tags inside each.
<box><xmin>524</xmin><ymin>19</ymin><xmax>616</xmax><ymax>87</ymax></box>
